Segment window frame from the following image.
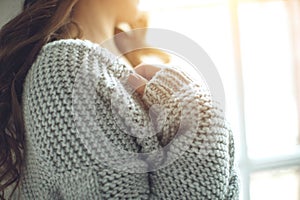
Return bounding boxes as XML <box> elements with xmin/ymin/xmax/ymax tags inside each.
<box><xmin>229</xmin><ymin>0</ymin><xmax>300</xmax><ymax>199</ymax></box>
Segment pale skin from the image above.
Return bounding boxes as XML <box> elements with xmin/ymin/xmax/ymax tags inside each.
<box><xmin>71</xmin><ymin>0</ymin><xmax>164</xmax><ymax>95</ymax></box>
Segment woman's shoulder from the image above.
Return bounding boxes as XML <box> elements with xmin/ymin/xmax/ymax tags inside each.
<box><xmin>26</xmin><ymin>39</ymin><xmax>131</xmax><ymax>91</ymax></box>
<box><xmin>24</xmin><ymin>39</ymin><xmax>120</xmax><ymax>93</ymax></box>
<box><xmin>39</xmin><ymin>39</ymin><xmax>118</xmax><ymax>66</ymax></box>
<box><xmin>43</xmin><ymin>39</ymin><xmax>101</xmax><ymax>53</ymax></box>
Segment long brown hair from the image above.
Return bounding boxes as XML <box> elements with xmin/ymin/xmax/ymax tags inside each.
<box><xmin>0</xmin><ymin>0</ymin><xmax>170</xmax><ymax>198</ymax></box>
<box><xmin>0</xmin><ymin>0</ymin><xmax>79</xmax><ymax>198</ymax></box>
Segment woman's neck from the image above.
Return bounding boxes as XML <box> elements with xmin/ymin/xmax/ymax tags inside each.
<box><xmin>71</xmin><ymin>1</ymin><xmax>116</xmax><ymax>46</ymax></box>
<box><xmin>70</xmin><ymin>1</ymin><xmax>130</xmax><ymax>66</ymax></box>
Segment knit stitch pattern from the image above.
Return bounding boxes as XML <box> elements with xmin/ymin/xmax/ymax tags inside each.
<box><xmin>16</xmin><ymin>39</ymin><xmax>239</xmax><ymax>199</ymax></box>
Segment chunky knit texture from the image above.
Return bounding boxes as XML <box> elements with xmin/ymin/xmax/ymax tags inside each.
<box><xmin>17</xmin><ymin>39</ymin><xmax>239</xmax><ymax>199</ymax></box>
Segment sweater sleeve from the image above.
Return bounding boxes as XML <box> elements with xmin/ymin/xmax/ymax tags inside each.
<box><xmin>141</xmin><ymin>66</ymin><xmax>240</xmax><ymax>199</ymax></box>
<box><xmin>20</xmin><ymin>40</ymin><xmax>152</xmax><ymax>199</ymax></box>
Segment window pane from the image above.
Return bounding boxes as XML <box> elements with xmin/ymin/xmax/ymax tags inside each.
<box><xmin>250</xmin><ymin>168</ymin><xmax>300</xmax><ymax>200</ymax></box>
<box><xmin>239</xmin><ymin>1</ymin><xmax>299</xmax><ymax>158</ymax></box>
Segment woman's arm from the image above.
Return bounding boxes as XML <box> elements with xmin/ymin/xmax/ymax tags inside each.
<box><xmin>134</xmin><ymin>66</ymin><xmax>240</xmax><ymax>199</ymax></box>
<box><xmin>20</xmin><ymin>40</ymin><xmax>153</xmax><ymax>199</ymax></box>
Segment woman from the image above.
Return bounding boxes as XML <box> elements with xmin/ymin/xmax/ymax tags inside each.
<box><xmin>0</xmin><ymin>0</ymin><xmax>239</xmax><ymax>199</ymax></box>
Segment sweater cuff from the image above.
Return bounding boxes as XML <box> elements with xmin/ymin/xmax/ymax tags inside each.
<box><xmin>142</xmin><ymin>66</ymin><xmax>194</xmax><ymax>107</ymax></box>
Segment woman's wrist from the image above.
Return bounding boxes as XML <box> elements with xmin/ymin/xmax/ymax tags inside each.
<box><xmin>142</xmin><ymin>66</ymin><xmax>194</xmax><ymax>107</ymax></box>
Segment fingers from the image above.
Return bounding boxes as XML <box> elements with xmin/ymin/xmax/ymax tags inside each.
<box><xmin>126</xmin><ymin>63</ymin><xmax>163</xmax><ymax>95</ymax></box>
<box><xmin>134</xmin><ymin>63</ymin><xmax>163</xmax><ymax>80</ymax></box>
<box><xmin>127</xmin><ymin>72</ymin><xmax>148</xmax><ymax>95</ymax></box>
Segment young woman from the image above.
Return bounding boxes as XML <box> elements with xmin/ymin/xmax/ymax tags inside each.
<box><xmin>0</xmin><ymin>0</ymin><xmax>239</xmax><ymax>199</ymax></box>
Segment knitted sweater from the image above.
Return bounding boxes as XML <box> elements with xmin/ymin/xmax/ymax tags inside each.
<box><xmin>17</xmin><ymin>39</ymin><xmax>239</xmax><ymax>200</ymax></box>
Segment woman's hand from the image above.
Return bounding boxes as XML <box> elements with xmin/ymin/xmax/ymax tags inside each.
<box><xmin>127</xmin><ymin>64</ymin><xmax>163</xmax><ymax>95</ymax></box>
<box><xmin>134</xmin><ymin>63</ymin><xmax>162</xmax><ymax>81</ymax></box>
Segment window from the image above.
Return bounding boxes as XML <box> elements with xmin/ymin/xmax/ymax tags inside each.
<box><xmin>140</xmin><ymin>0</ymin><xmax>300</xmax><ymax>199</ymax></box>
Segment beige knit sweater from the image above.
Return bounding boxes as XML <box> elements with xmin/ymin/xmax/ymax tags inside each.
<box><xmin>17</xmin><ymin>39</ymin><xmax>239</xmax><ymax>199</ymax></box>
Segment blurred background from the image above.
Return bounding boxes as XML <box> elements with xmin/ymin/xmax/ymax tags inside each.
<box><xmin>1</xmin><ymin>0</ymin><xmax>300</xmax><ymax>199</ymax></box>
<box><xmin>138</xmin><ymin>0</ymin><xmax>300</xmax><ymax>199</ymax></box>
